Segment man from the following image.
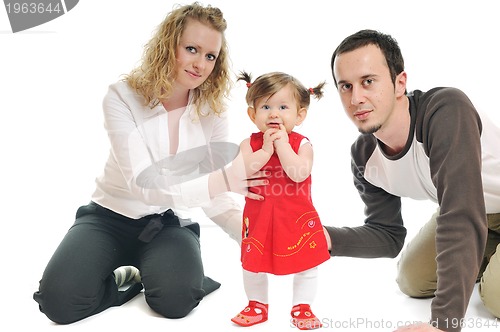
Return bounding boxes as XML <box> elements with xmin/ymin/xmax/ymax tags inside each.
<box><xmin>325</xmin><ymin>29</ymin><xmax>500</xmax><ymax>332</ymax></box>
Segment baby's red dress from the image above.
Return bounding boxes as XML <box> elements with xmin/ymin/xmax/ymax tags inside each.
<box><xmin>241</xmin><ymin>131</ymin><xmax>330</xmax><ymax>275</ymax></box>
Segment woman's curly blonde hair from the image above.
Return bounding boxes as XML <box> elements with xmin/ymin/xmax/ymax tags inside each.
<box><xmin>125</xmin><ymin>2</ymin><xmax>231</xmax><ymax>116</ymax></box>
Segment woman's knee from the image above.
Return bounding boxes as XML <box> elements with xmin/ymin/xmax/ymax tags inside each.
<box><xmin>34</xmin><ymin>280</ymin><xmax>88</xmax><ymax>324</ymax></box>
<box><xmin>34</xmin><ymin>270</ymin><xmax>117</xmax><ymax>324</ymax></box>
<box><xmin>142</xmin><ymin>226</ymin><xmax>205</xmax><ymax>318</ymax></box>
<box><xmin>145</xmin><ymin>284</ymin><xmax>205</xmax><ymax>318</ymax></box>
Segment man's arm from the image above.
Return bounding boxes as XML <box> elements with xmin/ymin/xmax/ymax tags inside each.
<box><xmin>326</xmin><ymin>135</ymin><xmax>407</xmax><ymax>258</ymax></box>
<box><xmin>419</xmin><ymin>88</ymin><xmax>488</xmax><ymax>331</ymax></box>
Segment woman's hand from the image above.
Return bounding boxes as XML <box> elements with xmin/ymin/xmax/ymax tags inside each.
<box><xmin>225</xmin><ymin>166</ymin><xmax>269</xmax><ymax>200</ymax></box>
<box><xmin>209</xmin><ymin>151</ymin><xmax>269</xmax><ymax>200</ymax></box>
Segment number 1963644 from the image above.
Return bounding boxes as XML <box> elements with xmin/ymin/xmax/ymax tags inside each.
<box><xmin>5</xmin><ymin>2</ymin><xmax>62</xmax><ymax>14</ymax></box>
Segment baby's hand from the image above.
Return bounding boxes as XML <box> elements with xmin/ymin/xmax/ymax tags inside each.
<box><xmin>272</xmin><ymin>124</ymin><xmax>289</xmax><ymax>148</ymax></box>
<box><xmin>262</xmin><ymin>128</ymin><xmax>278</xmax><ymax>154</ymax></box>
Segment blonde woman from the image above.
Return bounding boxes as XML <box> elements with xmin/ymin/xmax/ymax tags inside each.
<box><xmin>33</xmin><ymin>3</ymin><xmax>266</xmax><ymax>324</ymax></box>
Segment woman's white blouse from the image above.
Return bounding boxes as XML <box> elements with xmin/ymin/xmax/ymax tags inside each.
<box><xmin>91</xmin><ymin>81</ymin><xmax>241</xmax><ymax>223</ymax></box>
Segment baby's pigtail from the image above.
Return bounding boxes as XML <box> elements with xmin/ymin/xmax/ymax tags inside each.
<box><xmin>309</xmin><ymin>81</ymin><xmax>326</xmax><ymax>100</ymax></box>
<box><xmin>237</xmin><ymin>71</ymin><xmax>253</xmax><ymax>87</ymax></box>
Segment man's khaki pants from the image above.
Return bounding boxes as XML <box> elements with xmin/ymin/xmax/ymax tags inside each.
<box><xmin>396</xmin><ymin>210</ymin><xmax>500</xmax><ymax>317</ymax></box>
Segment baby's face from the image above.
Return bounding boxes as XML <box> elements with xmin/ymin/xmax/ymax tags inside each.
<box><xmin>252</xmin><ymin>85</ymin><xmax>302</xmax><ymax>133</ymax></box>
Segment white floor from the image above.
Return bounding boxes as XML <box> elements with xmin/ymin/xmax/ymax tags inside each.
<box><xmin>13</xmin><ymin>211</ymin><xmax>499</xmax><ymax>332</ymax></box>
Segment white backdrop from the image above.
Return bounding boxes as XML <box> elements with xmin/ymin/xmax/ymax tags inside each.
<box><xmin>1</xmin><ymin>1</ymin><xmax>499</xmax><ymax>330</ymax></box>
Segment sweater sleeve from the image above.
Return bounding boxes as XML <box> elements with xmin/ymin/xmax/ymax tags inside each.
<box><xmin>325</xmin><ymin>135</ymin><xmax>407</xmax><ymax>258</ymax></box>
<box><xmin>201</xmin><ymin>113</ymin><xmax>243</xmax><ymax>245</ymax></box>
<box><xmin>418</xmin><ymin>88</ymin><xmax>488</xmax><ymax>331</ymax></box>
